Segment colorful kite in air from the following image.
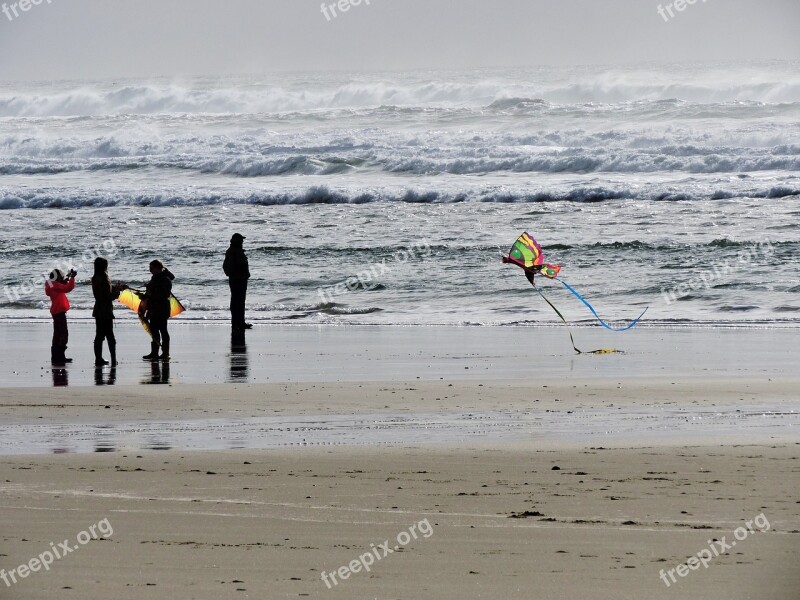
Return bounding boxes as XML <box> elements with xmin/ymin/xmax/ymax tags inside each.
<box><xmin>503</xmin><ymin>232</ymin><xmax>647</xmax><ymax>354</ymax></box>
<box><xmin>503</xmin><ymin>231</ymin><xmax>562</xmax><ymax>279</ymax></box>
<box><xmin>118</xmin><ymin>288</ymin><xmax>186</xmax><ymax>337</ymax></box>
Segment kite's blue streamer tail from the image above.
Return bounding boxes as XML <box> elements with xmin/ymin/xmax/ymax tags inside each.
<box><xmin>558</xmin><ymin>279</ymin><xmax>648</xmax><ymax>331</ymax></box>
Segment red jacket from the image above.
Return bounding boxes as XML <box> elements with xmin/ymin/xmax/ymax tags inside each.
<box><xmin>45</xmin><ymin>279</ymin><xmax>75</xmax><ymax>315</ymax></box>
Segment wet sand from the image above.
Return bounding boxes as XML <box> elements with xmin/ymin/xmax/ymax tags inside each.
<box><xmin>1</xmin><ymin>375</ymin><xmax>799</xmax><ymax>599</ymax></box>
<box><xmin>0</xmin><ymin>378</ymin><xmax>798</xmax><ymax>454</ymax></box>
<box><xmin>0</xmin><ymin>324</ymin><xmax>798</xmax><ymax>598</ymax></box>
<box><xmin>1</xmin><ymin>322</ymin><xmax>799</xmax><ymax>387</ymax></box>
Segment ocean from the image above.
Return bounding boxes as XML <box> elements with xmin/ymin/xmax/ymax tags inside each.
<box><xmin>1</xmin><ymin>62</ymin><xmax>798</xmax><ymax>327</ymax></box>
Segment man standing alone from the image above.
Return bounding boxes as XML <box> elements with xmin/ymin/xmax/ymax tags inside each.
<box><xmin>223</xmin><ymin>233</ymin><xmax>252</xmax><ymax>330</ymax></box>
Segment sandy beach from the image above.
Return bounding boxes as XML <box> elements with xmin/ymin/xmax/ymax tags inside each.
<box><xmin>3</xmin><ymin>1</ymin><xmax>800</xmax><ymax>598</ymax></box>
<box><xmin>2</xmin><ymin>443</ymin><xmax>798</xmax><ymax>600</ymax></box>
<box><xmin>1</xmin><ymin>361</ymin><xmax>798</xmax><ymax>599</ymax></box>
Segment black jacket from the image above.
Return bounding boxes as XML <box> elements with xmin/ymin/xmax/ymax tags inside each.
<box><xmin>91</xmin><ymin>275</ymin><xmax>121</xmax><ymax>320</ymax></box>
<box><xmin>223</xmin><ymin>246</ymin><xmax>250</xmax><ymax>280</ymax></box>
<box><xmin>144</xmin><ymin>270</ymin><xmax>174</xmax><ymax>320</ymax></box>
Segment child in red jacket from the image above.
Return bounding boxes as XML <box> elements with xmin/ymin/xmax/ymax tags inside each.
<box><xmin>45</xmin><ymin>268</ymin><xmax>77</xmax><ymax>365</ymax></box>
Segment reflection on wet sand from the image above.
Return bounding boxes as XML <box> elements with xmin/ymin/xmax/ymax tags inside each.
<box><xmin>229</xmin><ymin>330</ymin><xmax>249</xmax><ymax>382</ymax></box>
<box><xmin>93</xmin><ymin>424</ymin><xmax>116</xmax><ymax>453</ymax></box>
<box><xmin>94</xmin><ymin>366</ymin><xmax>117</xmax><ymax>386</ymax></box>
<box><xmin>52</xmin><ymin>368</ymin><xmax>68</xmax><ymax>387</ymax></box>
<box><xmin>2</xmin><ymin>403</ymin><xmax>795</xmax><ymax>456</ymax></box>
<box><xmin>143</xmin><ymin>360</ymin><xmax>170</xmax><ymax>385</ymax></box>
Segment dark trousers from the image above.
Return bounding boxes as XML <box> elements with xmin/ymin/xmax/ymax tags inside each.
<box><xmin>94</xmin><ymin>318</ymin><xmax>116</xmax><ymax>347</ymax></box>
<box><xmin>229</xmin><ymin>279</ymin><xmax>248</xmax><ymax>327</ymax></box>
<box><xmin>149</xmin><ymin>317</ymin><xmax>170</xmax><ymax>348</ymax></box>
<box><xmin>52</xmin><ymin>312</ymin><xmax>68</xmax><ymax>349</ymax></box>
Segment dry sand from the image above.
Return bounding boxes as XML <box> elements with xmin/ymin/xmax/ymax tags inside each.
<box><xmin>1</xmin><ymin>379</ymin><xmax>798</xmax><ymax>599</ymax></box>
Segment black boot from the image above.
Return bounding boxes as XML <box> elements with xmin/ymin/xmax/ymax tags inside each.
<box><xmin>51</xmin><ymin>346</ymin><xmax>65</xmax><ymax>366</ymax></box>
<box><xmin>159</xmin><ymin>341</ymin><xmax>170</xmax><ymax>361</ymax></box>
<box><xmin>94</xmin><ymin>341</ymin><xmax>109</xmax><ymax>366</ymax></box>
<box><xmin>109</xmin><ymin>342</ymin><xmax>118</xmax><ymax>367</ymax></box>
<box><xmin>143</xmin><ymin>342</ymin><xmax>159</xmax><ymax>360</ymax></box>
<box><xmin>59</xmin><ymin>346</ymin><xmax>73</xmax><ymax>364</ymax></box>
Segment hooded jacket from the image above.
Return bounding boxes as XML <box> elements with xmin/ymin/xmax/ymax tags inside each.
<box><xmin>223</xmin><ymin>243</ymin><xmax>250</xmax><ymax>280</ymax></box>
<box><xmin>45</xmin><ymin>279</ymin><xmax>75</xmax><ymax>315</ymax></box>
<box><xmin>144</xmin><ymin>270</ymin><xmax>174</xmax><ymax>320</ymax></box>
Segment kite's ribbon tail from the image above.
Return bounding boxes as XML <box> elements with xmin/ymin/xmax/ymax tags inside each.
<box><xmin>531</xmin><ymin>282</ymin><xmax>618</xmax><ymax>355</ymax></box>
<box><xmin>558</xmin><ymin>279</ymin><xmax>648</xmax><ymax>332</ymax></box>
<box><xmin>531</xmin><ymin>284</ymin><xmax>581</xmax><ymax>354</ymax></box>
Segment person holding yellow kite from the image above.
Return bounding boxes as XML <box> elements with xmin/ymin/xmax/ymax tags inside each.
<box><xmin>140</xmin><ymin>260</ymin><xmax>175</xmax><ymax>361</ymax></box>
<box><xmin>118</xmin><ymin>260</ymin><xmax>185</xmax><ymax>361</ymax></box>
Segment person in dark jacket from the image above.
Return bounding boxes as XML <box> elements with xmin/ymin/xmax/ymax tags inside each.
<box><xmin>141</xmin><ymin>260</ymin><xmax>175</xmax><ymax>361</ymax></box>
<box><xmin>45</xmin><ymin>268</ymin><xmax>76</xmax><ymax>365</ymax></box>
<box><xmin>91</xmin><ymin>257</ymin><xmax>127</xmax><ymax>366</ymax></box>
<box><xmin>223</xmin><ymin>233</ymin><xmax>251</xmax><ymax>330</ymax></box>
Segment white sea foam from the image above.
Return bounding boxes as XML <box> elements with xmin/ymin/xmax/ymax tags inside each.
<box><xmin>1</xmin><ymin>63</ymin><xmax>799</xmax><ymax>117</ymax></box>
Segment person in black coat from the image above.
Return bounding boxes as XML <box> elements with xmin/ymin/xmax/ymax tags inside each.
<box><xmin>91</xmin><ymin>257</ymin><xmax>127</xmax><ymax>366</ymax></box>
<box><xmin>142</xmin><ymin>260</ymin><xmax>174</xmax><ymax>361</ymax></box>
<box><xmin>223</xmin><ymin>233</ymin><xmax>251</xmax><ymax>330</ymax></box>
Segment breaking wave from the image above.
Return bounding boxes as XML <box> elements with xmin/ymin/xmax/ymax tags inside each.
<box><xmin>1</xmin><ymin>64</ymin><xmax>799</xmax><ymax>117</ymax></box>
<box><xmin>2</xmin><ymin>184</ymin><xmax>799</xmax><ymax>209</ymax></box>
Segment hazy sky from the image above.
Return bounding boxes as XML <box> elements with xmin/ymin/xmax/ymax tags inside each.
<box><xmin>0</xmin><ymin>0</ymin><xmax>798</xmax><ymax>81</ymax></box>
